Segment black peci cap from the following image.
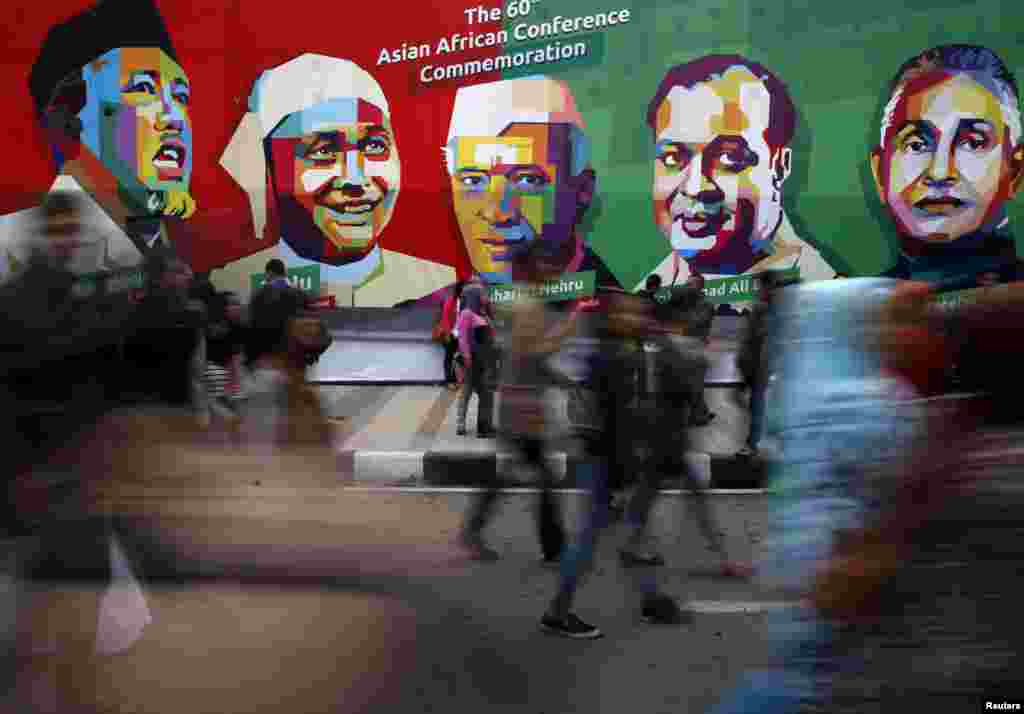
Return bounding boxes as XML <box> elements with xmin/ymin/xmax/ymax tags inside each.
<box><xmin>29</xmin><ymin>0</ymin><xmax>178</xmax><ymax>115</ymax></box>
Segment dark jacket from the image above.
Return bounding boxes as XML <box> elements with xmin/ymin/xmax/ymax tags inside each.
<box><xmin>121</xmin><ymin>291</ymin><xmax>204</xmax><ymax>406</ymax></box>
<box><xmin>246</xmin><ymin>280</ymin><xmax>311</xmax><ymax>365</ymax></box>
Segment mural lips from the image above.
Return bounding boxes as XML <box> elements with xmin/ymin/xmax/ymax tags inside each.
<box><xmin>152</xmin><ymin>137</ymin><xmax>186</xmax><ymax>180</ymax></box>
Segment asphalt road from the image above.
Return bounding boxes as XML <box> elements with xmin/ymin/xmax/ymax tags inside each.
<box><xmin>6</xmin><ymin>486</ymin><xmax>781</xmax><ymax>714</ymax></box>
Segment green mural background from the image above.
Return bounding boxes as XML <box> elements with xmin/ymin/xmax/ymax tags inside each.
<box><xmin>499</xmin><ymin>0</ymin><xmax>1024</xmax><ymax>291</ymax></box>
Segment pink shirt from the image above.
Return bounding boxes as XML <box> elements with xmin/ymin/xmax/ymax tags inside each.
<box><xmin>456</xmin><ymin>308</ymin><xmax>488</xmax><ymax>364</ymax></box>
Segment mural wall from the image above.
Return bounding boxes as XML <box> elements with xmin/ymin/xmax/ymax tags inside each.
<box><xmin>2</xmin><ymin>0</ymin><xmax>1022</xmax><ymax>309</ymax></box>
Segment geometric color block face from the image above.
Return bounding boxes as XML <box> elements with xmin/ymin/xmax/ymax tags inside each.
<box><xmin>652</xmin><ymin>66</ymin><xmax>788</xmax><ymax>273</ymax></box>
<box><xmin>448</xmin><ymin>122</ymin><xmax>582</xmax><ymax>282</ymax></box>
<box><xmin>268</xmin><ymin>98</ymin><xmax>399</xmax><ymax>265</ymax></box>
<box><xmin>874</xmin><ymin>71</ymin><xmax>1020</xmax><ymax>244</ymax></box>
<box><xmin>80</xmin><ymin>47</ymin><xmax>193</xmax><ymax>199</ymax></box>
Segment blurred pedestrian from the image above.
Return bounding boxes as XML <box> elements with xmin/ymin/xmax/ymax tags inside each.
<box><xmin>620</xmin><ymin>289</ymin><xmax>752</xmax><ymax>595</ymax></box>
<box><xmin>204</xmin><ymin>291</ymin><xmax>247</xmax><ymax>432</ymax></box>
<box><xmin>247</xmin><ymin>259</ymin><xmax>313</xmax><ymax>369</ymax></box>
<box><xmin>539</xmin><ymin>290</ymin><xmax>650</xmax><ymax>638</ymax></box>
<box><xmin>460</xmin><ymin>243</ymin><xmax>582</xmax><ymax>562</ymax></box>
<box><xmin>121</xmin><ymin>250</ymin><xmax>209</xmax><ymax>425</ymax></box>
<box><xmin>708</xmin><ymin>279</ymin><xmax>999</xmax><ymax>713</ymax></box>
<box><xmin>736</xmin><ymin>271</ymin><xmax>780</xmax><ymax>455</ymax></box>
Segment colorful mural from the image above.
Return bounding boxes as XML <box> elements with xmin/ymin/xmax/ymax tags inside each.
<box><xmin>445</xmin><ymin>76</ymin><xmax>612</xmax><ymax>287</ymax></box>
<box><xmin>871</xmin><ymin>45</ymin><xmax>1024</xmax><ymax>290</ymax></box>
<box><xmin>1</xmin><ymin>0</ymin><xmax>1022</xmax><ymax>307</ymax></box>
<box><xmin>643</xmin><ymin>55</ymin><xmax>835</xmax><ymax>294</ymax></box>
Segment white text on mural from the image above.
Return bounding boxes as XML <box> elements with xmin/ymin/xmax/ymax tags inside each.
<box><xmin>376</xmin><ymin>2</ymin><xmax>633</xmax><ymax>85</ymax></box>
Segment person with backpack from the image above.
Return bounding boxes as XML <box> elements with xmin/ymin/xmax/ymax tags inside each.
<box><xmin>246</xmin><ymin>259</ymin><xmax>331</xmax><ymax>369</ymax></box>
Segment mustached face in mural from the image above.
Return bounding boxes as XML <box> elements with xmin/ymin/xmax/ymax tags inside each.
<box><xmin>648</xmin><ymin>57</ymin><xmax>794</xmax><ymax>275</ymax></box>
<box><xmin>445</xmin><ymin>77</ymin><xmax>599</xmax><ymax>284</ymax></box>
<box><xmin>871</xmin><ymin>45</ymin><xmax>1024</xmax><ymax>256</ymax></box>
<box><xmin>29</xmin><ymin>0</ymin><xmax>196</xmax><ymax>224</ymax></box>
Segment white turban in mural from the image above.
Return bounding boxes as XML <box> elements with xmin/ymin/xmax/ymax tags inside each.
<box><xmin>443</xmin><ymin>75</ymin><xmax>598</xmax><ymax>283</ymax></box>
<box><xmin>221</xmin><ymin>54</ymin><xmax>399</xmax><ymax>285</ymax></box>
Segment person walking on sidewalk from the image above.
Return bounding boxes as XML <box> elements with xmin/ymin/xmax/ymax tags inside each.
<box><xmin>539</xmin><ymin>291</ymin><xmax>661</xmax><ymax>638</ymax></box>
<box><xmin>737</xmin><ymin>271</ymin><xmax>780</xmax><ymax>455</ymax></box>
<box><xmin>619</xmin><ymin>289</ymin><xmax>753</xmax><ymax>590</ymax></box>
<box><xmin>455</xmin><ymin>284</ymin><xmax>496</xmax><ymax>437</ymax></box>
<box><xmin>460</xmin><ymin>243</ymin><xmax>583</xmax><ymax>563</ymax></box>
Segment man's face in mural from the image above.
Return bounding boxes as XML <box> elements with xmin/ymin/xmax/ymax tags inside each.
<box><xmin>449</xmin><ymin>123</ymin><xmax>588</xmax><ymax>282</ymax></box>
<box><xmin>267</xmin><ymin>98</ymin><xmax>399</xmax><ymax>264</ymax></box>
<box><xmin>872</xmin><ymin>71</ymin><xmax>1024</xmax><ymax>244</ymax></box>
<box><xmin>652</xmin><ymin>66</ymin><xmax>790</xmax><ymax>269</ymax></box>
<box><xmin>80</xmin><ymin>47</ymin><xmax>193</xmax><ymax>210</ymax></box>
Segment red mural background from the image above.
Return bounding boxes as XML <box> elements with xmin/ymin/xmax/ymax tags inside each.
<box><xmin>0</xmin><ymin>0</ymin><xmax>506</xmax><ymax>275</ymax></box>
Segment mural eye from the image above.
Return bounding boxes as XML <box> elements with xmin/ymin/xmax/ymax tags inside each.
<box><xmin>958</xmin><ymin>133</ymin><xmax>988</xmax><ymax>151</ymax></box>
<box><xmin>903</xmin><ymin>137</ymin><xmax>931</xmax><ymax>154</ymax></box>
<box><xmin>362</xmin><ymin>138</ymin><xmax>389</xmax><ymax>156</ymax></box>
<box><xmin>460</xmin><ymin>174</ymin><xmax>487</xmax><ymax>188</ymax></box>
<box><xmin>124</xmin><ymin>80</ymin><xmax>157</xmax><ymax>96</ymax></box>
<box><xmin>306</xmin><ymin>146</ymin><xmax>337</xmax><ymax>161</ymax></box>
<box><xmin>659</xmin><ymin>152</ymin><xmax>681</xmax><ymax>169</ymax></box>
<box><xmin>173</xmin><ymin>91</ymin><xmax>190</xmax><ymax>106</ymax></box>
<box><xmin>512</xmin><ymin>173</ymin><xmax>548</xmax><ymax>191</ymax></box>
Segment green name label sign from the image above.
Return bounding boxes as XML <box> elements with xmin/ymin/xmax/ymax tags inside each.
<box><xmin>251</xmin><ymin>264</ymin><xmax>320</xmax><ymax>294</ymax></box>
<box><xmin>73</xmin><ymin>267</ymin><xmax>145</xmax><ymax>297</ymax></box>
<box><xmin>487</xmin><ymin>270</ymin><xmax>596</xmax><ymax>305</ymax></box>
<box><xmin>700</xmin><ymin>268</ymin><xmax>800</xmax><ymax>304</ymax></box>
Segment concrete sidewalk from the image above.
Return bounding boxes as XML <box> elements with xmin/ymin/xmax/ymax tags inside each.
<box><xmin>322</xmin><ymin>385</ymin><xmax>768</xmax><ymax>489</ymax></box>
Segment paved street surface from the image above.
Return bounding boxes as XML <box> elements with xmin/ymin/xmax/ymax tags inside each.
<box><xmin>7</xmin><ymin>483</ymin><xmax>780</xmax><ymax>714</ymax></box>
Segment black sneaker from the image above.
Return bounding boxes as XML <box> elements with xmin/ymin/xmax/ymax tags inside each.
<box><xmin>540</xmin><ymin>555</ymin><xmax>561</xmax><ymax>569</ymax></box>
<box><xmin>641</xmin><ymin>595</ymin><xmax>692</xmax><ymax>625</ymax></box>
<box><xmin>456</xmin><ymin>427</ymin><xmax>467</xmax><ymax>436</ymax></box>
<box><xmin>619</xmin><ymin>548</ymin><xmax>665</xmax><ymax>567</ymax></box>
<box><xmin>477</xmin><ymin>429</ymin><xmax>496</xmax><ymax>439</ymax></box>
<box><xmin>540</xmin><ymin>612</ymin><xmax>603</xmax><ymax>639</ymax></box>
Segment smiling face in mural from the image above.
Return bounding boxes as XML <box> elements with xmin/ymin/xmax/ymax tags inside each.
<box><xmin>449</xmin><ymin>123</ymin><xmax>590</xmax><ymax>282</ymax></box>
<box><xmin>652</xmin><ymin>66</ymin><xmax>790</xmax><ymax>271</ymax></box>
<box><xmin>267</xmin><ymin>98</ymin><xmax>399</xmax><ymax>264</ymax></box>
<box><xmin>872</xmin><ymin>71</ymin><xmax>1024</xmax><ymax>245</ymax></box>
<box><xmin>79</xmin><ymin>47</ymin><xmax>194</xmax><ymax>211</ymax></box>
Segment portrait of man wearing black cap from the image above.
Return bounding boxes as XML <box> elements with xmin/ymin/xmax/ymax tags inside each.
<box><xmin>2</xmin><ymin>0</ymin><xmax>196</xmax><ymax>284</ymax></box>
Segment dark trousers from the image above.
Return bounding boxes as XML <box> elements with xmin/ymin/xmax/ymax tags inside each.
<box><xmin>628</xmin><ymin>401</ymin><xmax>724</xmax><ymax>556</ymax></box>
<box><xmin>442</xmin><ymin>335</ymin><xmax>458</xmax><ymax>382</ymax></box>
<box><xmin>748</xmin><ymin>377</ymin><xmax>767</xmax><ymax>448</ymax></box>
<box><xmin>463</xmin><ymin>436</ymin><xmax>565</xmax><ymax>560</ymax></box>
<box><xmin>456</xmin><ymin>363</ymin><xmax>494</xmax><ymax>432</ymax></box>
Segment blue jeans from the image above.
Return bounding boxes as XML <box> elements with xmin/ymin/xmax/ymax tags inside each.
<box><xmin>553</xmin><ymin>460</ymin><xmax>610</xmax><ymax>612</ymax></box>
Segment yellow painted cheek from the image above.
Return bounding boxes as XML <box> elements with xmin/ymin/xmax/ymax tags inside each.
<box><xmin>655</xmin><ymin>100</ymin><xmax>672</xmax><ymax>136</ymax></box>
<box><xmin>521</xmin><ymin>195</ymin><xmax>545</xmax><ymax>232</ymax></box>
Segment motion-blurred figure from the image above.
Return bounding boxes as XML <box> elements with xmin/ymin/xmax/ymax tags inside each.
<box><xmin>711</xmin><ymin>278</ymin><xmax>1024</xmax><ymax>712</ymax></box>
<box><xmin>461</xmin><ymin>243</ymin><xmax>583</xmax><ymax>562</ymax></box>
<box><xmin>736</xmin><ymin>271</ymin><xmax>780</xmax><ymax>455</ymax></box>
<box><xmin>619</xmin><ymin>288</ymin><xmax>751</xmax><ymax>606</ymax></box>
<box><xmin>2</xmin><ymin>195</ymin><xmax>158</xmax><ymax>713</ymax></box>
<box><xmin>540</xmin><ymin>290</ymin><xmax>668</xmax><ymax>638</ymax></box>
